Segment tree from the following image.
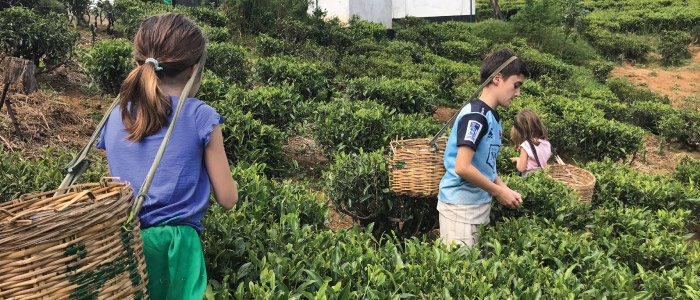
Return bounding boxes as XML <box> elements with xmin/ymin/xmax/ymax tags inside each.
<box><xmin>490</xmin><ymin>0</ymin><xmax>504</xmax><ymax>20</ymax></box>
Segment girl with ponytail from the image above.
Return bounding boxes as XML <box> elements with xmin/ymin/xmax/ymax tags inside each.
<box><xmin>96</xmin><ymin>13</ymin><xmax>238</xmax><ymax>299</ymax></box>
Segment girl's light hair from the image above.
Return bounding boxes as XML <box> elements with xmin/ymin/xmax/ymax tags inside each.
<box><xmin>119</xmin><ymin>13</ymin><xmax>206</xmax><ymax>142</ymax></box>
<box><xmin>510</xmin><ymin>108</ymin><xmax>548</xmax><ymax>149</ymax></box>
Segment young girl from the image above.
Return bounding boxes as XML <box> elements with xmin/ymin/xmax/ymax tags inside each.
<box><xmin>509</xmin><ymin>108</ymin><xmax>551</xmax><ymax>177</ymax></box>
<box><xmin>96</xmin><ymin>13</ymin><xmax>238</xmax><ymax>299</ymax></box>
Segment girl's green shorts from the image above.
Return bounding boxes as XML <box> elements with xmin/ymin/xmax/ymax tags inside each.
<box><xmin>141</xmin><ymin>225</ymin><xmax>207</xmax><ymax>300</ymax></box>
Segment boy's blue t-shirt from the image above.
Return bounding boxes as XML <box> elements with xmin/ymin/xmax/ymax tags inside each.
<box><xmin>96</xmin><ymin>96</ymin><xmax>224</xmax><ymax>234</ymax></box>
<box><xmin>438</xmin><ymin>99</ymin><xmax>502</xmax><ymax>205</ymax></box>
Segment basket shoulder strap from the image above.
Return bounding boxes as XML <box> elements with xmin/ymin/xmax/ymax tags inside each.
<box><xmin>428</xmin><ymin>56</ymin><xmax>518</xmax><ymax>147</ymax></box>
<box><xmin>527</xmin><ymin>139</ymin><xmax>542</xmax><ymax>169</ymax></box>
<box><xmin>55</xmin><ymin>95</ymin><xmax>121</xmax><ymax>195</ymax></box>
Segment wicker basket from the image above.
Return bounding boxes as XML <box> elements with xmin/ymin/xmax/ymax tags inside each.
<box><xmin>0</xmin><ymin>178</ymin><xmax>149</xmax><ymax>300</ymax></box>
<box><xmin>546</xmin><ymin>162</ymin><xmax>596</xmax><ymax>204</ymax></box>
<box><xmin>389</xmin><ymin>137</ymin><xmax>447</xmax><ymax>198</ymax></box>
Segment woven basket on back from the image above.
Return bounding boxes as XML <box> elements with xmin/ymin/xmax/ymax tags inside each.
<box><xmin>0</xmin><ymin>178</ymin><xmax>149</xmax><ymax>300</ymax></box>
<box><xmin>389</xmin><ymin>137</ymin><xmax>447</xmax><ymax>198</ymax></box>
<box><xmin>546</xmin><ymin>158</ymin><xmax>596</xmax><ymax>204</ymax></box>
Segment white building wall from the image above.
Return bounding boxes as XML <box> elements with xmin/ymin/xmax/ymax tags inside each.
<box><xmin>393</xmin><ymin>0</ymin><xmax>475</xmax><ymax>18</ymax></box>
<box><xmin>310</xmin><ymin>0</ymin><xmax>476</xmax><ymax>29</ymax></box>
<box><xmin>308</xmin><ymin>0</ymin><xmax>351</xmax><ymax>23</ymax></box>
<box><xmin>349</xmin><ymin>0</ymin><xmax>392</xmax><ymax>28</ymax></box>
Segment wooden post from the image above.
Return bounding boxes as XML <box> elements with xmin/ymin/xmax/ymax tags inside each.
<box><xmin>1</xmin><ymin>56</ymin><xmax>37</xmax><ymax>95</ymax></box>
<box><xmin>0</xmin><ymin>57</ymin><xmax>36</xmax><ymax>139</ymax></box>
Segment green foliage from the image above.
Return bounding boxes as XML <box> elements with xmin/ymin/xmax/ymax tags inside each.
<box><xmin>80</xmin><ymin>38</ymin><xmax>134</xmax><ymax>96</ymax></box>
<box><xmin>607</xmin><ymin>77</ymin><xmax>671</xmax><ymax>104</ymax></box>
<box><xmin>347</xmin><ymin>17</ymin><xmax>387</xmax><ymax>42</ymax></box>
<box><xmin>436</xmin><ymin>39</ymin><xmax>490</xmax><ymax>63</ymax></box>
<box><xmin>313</xmin><ymin>100</ymin><xmax>390</xmax><ymax>155</ymax></box>
<box><xmin>178</xmin><ymin>5</ymin><xmax>228</xmax><ymax>28</ymax></box>
<box><xmin>324</xmin><ymin>149</ymin><xmax>438</xmax><ymax>236</ymax></box>
<box><xmin>497</xmin><ymin>145</ymin><xmax>520</xmax><ymax>176</ymax></box>
<box><xmin>253</xmin><ymin>55</ymin><xmax>333</xmax><ymax>100</ymax></box>
<box><xmin>221</xmin><ymin>0</ymin><xmax>308</xmax><ymax>34</ymax></box>
<box><xmin>113</xmin><ymin>0</ymin><xmax>162</xmax><ymax>39</ymax></box>
<box><xmin>492</xmin><ymin>172</ymin><xmax>587</xmax><ymax>224</ymax></box>
<box><xmin>627</xmin><ymin>100</ymin><xmax>675</xmax><ymax>133</ymax></box>
<box><xmin>232</xmin><ymin>84</ymin><xmax>312</xmax><ymax>131</ymax></box>
<box><xmin>584</xmin><ymin>26</ymin><xmax>651</xmax><ymax>61</ymax></box>
<box><xmin>313</xmin><ymin>100</ymin><xmax>442</xmax><ymax>155</ymax></box>
<box><xmin>590</xmin><ymin>60</ymin><xmax>614</xmax><ymax>82</ymax></box>
<box><xmin>60</xmin><ymin>0</ymin><xmax>90</xmax><ymax>24</ymax></box>
<box><xmin>584</xmin><ymin>159</ymin><xmax>700</xmax><ymax>229</ymax></box>
<box><xmin>0</xmin><ymin>147</ymin><xmax>108</xmax><ymax>202</ymax></box>
<box><xmin>345</xmin><ymin>77</ymin><xmax>436</xmax><ymax>115</ymax></box>
<box><xmin>659</xmin><ymin>108</ymin><xmax>700</xmax><ymax>149</ymax></box>
<box><xmin>201</xmin><ymin>25</ymin><xmax>230</xmax><ymax>43</ymax></box>
<box><xmin>0</xmin><ymin>7</ymin><xmax>78</xmax><ymax>70</ymax></box>
<box><xmin>386</xmin><ymin>113</ymin><xmax>442</xmax><ymax>143</ymax></box>
<box><xmin>197</xmin><ymin>70</ymin><xmax>229</xmax><ymax>103</ymax></box>
<box><xmin>202</xmin><ymin>162</ymin><xmax>328</xmax><ymax>285</ymax></box>
<box><xmin>211</xmin><ymin>100</ymin><xmax>288</xmax><ymax>176</ymax></box>
<box><xmin>660</xmin><ymin>30</ymin><xmax>692</xmax><ymax>66</ymax></box>
<box><xmin>469</xmin><ymin>19</ymin><xmax>517</xmax><ymax>45</ymax></box>
<box><xmin>206</xmin><ymin>42</ymin><xmax>248</xmax><ymax>85</ymax></box>
<box><xmin>255</xmin><ymin>33</ymin><xmax>285</xmax><ymax>57</ymax></box>
<box><xmin>673</xmin><ymin>156</ymin><xmax>700</xmax><ymax>190</ymax></box>
<box><xmin>35</xmin><ymin>0</ymin><xmax>66</xmax><ymax>15</ymax></box>
<box><xmin>516</xmin><ymin>46</ymin><xmax>575</xmax><ymax>80</ymax></box>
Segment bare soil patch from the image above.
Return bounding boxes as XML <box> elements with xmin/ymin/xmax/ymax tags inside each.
<box><xmin>611</xmin><ymin>45</ymin><xmax>700</xmax><ymax>108</ymax></box>
<box><xmin>433</xmin><ymin>106</ymin><xmax>458</xmax><ymax>123</ymax></box>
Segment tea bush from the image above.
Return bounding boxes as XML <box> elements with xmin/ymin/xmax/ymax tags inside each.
<box><xmin>0</xmin><ymin>147</ymin><xmax>107</xmax><ymax>202</ymax></box>
<box><xmin>607</xmin><ymin>77</ymin><xmax>671</xmax><ymax>104</ymax></box>
<box><xmin>590</xmin><ymin>60</ymin><xmax>614</xmax><ymax>82</ymax></box>
<box><xmin>584</xmin><ymin>26</ymin><xmax>651</xmax><ymax>61</ymax></box>
<box><xmin>345</xmin><ymin>77</ymin><xmax>436</xmax><ymax>115</ymax></box>
<box><xmin>324</xmin><ymin>150</ymin><xmax>438</xmax><ymax>236</ymax></box>
<box><xmin>673</xmin><ymin>157</ymin><xmax>700</xmax><ymax>190</ymax></box>
<box><xmin>206</xmin><ymin>42</ymin><xmax>248</xmax><ymax>85</ymax></box>
<box><xmin>584</xmin><ymin>159</ymin><xmax>700</xmax><ymax>229</ymax></box>
<box><xmin>313</xmin><ymin>100</ymin><xmax>389</xmax><ymax>155</ymax></box>
<box><xmin>236</xmin><ymin>85</ymin><xmax>312</xmax><ymax>131</ymax></box>
<box><xmin>659</xmin><ymin>109</ymin><xmax>700</xmax><ymax>148</ymax></box>
<box><xmin>255</xmin><ymin>33</ymin><xmax>285</xmax><ymax>57</ymax></box>
<box><xmin>210</xmin><ymin>102</ymin><xmax>288</xmax><ymax>176</ymax></box>
<box><xmin>314</xmin><ymin>100</ymin><xmax>442</xmax><ymax>155</ymax></box>
<box><xmin>197</xmin><ymin>70</ymin><xmax>230</xmax><ymax>103</ymax></box>
<box><xmin>253</xmin><ymin>55</ymin><xmax>333</xmax><ymax>100</ymax></box>
<box><xmin>201</xmin><ymin>25</ymin><xmax>230</xmax><ymax>43</ymax></box>
<box><xmin>660</xmin><ymin>30</ymin><xmax>692</xmax><ymax>66</ymax></box>
<box><xmin>436</xmin><ymin>39</ymin><xmax>491</xmax><ymax>63</ymax></box>
<box><xmin>80</xmin><ymin>38</ymin><xmax>134</xmax><ymax>95</ymax></box>
<box><xmin>0</xmin><ymin>7</ymin><xmax>78</xmax><ymax>70</ymax></box>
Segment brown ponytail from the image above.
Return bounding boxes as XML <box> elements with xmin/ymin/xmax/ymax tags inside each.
<box><xmin>119</xmin><ymin>13</ymin><xmax>206</xmax><ymax>142</ymax></box>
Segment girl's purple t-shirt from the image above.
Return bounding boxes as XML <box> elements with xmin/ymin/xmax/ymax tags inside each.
<box><xmin>97</xmin><ymin>97</ymin><xmax>224</xmax><ymax>234</ymax></box>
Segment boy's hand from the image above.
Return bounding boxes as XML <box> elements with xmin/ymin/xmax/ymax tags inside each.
<box><xmin>509</xmin><ymin>157</ymin><xmax>519</xmax><ymax>163</ymax></box>
<box><xmin>495</xmin><ymin>187</ymin><xmax>522</xmax><ymax>209</ymax></box>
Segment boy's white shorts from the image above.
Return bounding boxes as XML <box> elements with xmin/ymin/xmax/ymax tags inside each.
<box><xmin>437</xmin><ymin>201</ymin><xmax>490</xmax><ymax>248</ymax></box>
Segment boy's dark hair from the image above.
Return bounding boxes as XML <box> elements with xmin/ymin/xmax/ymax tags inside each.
<box><xmin>480</xmin><ymin>48</ymin><xmax>529</xmax><ymax>85</ymax></box>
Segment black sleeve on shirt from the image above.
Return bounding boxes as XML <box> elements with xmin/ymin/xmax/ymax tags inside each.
<box><xmin>456</xmin><ymin>113</ymin><xmax>489</xmax><ymax>151</ymax></box>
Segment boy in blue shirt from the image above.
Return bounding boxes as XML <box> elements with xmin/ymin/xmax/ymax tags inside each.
<box><xmin>438</xmin><ymin>49</ymin><xmax>528</xmax><ymax>247</ymax></box>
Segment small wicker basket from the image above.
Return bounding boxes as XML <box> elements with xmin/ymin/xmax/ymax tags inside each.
<box><xmin>389</xmin><ymin>137</ymin><xmax>447</xmax><ymax>198</ymax></box>
<box><xmin>0</xmin><ymin>178</ymin><xmax>149</xmax><ymax>300</ymax></box>
<box><xmin>546</xmin><ymin>157</ymin><xmax>596</xmax><ymax>204</ymax></box>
